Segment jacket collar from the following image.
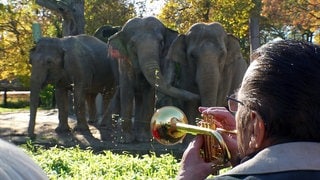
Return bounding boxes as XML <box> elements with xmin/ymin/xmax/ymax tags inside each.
<box><xmin>220</xmin><ymin>142</ymin><xmax>320</xmax><ymax>176</ymax></box>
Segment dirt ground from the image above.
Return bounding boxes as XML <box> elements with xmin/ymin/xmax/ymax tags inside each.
<box><xmin>0</xmin><ymin>109</ymin><xmax>187</xmax><ymax>157</ymax></box>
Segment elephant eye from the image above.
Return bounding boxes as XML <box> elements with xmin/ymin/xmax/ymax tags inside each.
<box><xmin>160</xmin><ymin>40</ymin><xmax>164</xmax><ymax>50</ymax></box>
<box><xmin>189</xmin><ymin>50</ymin><xmax>198</xmax><ymax>61</ymax></box>
<box><xmin>159</xmin><ymin>40</ymin><xmax>165</xmax><ymax>55</ymax></box>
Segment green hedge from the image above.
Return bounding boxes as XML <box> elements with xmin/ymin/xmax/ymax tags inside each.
<box><xmin>22</xmin><ymin>144</ymin><xmax>180</xmax><ymax>180</ymax></box>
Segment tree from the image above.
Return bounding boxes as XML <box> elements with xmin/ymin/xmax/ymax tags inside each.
<box><xmin>249</xmin><ymin>0</ymin><xmax>262</xmax><ymax>62</ymax></box>
<box><xmin>84</xmin><ymin>0</ymin><xmax>136</xmax><ymax>35</ymax></box>
<box><xmin>159</xmin><ymin>0</ymin><xmax>254</xmax><ymax>36</ymax></box>
<box><xmin>0</xmin><ymin>0</ymin><xmax>37</xmax><ymax>85</ymax></box>
<box><xmin>35</xmin><ymin>0</ymin><xmax>138</xmax><ymax>36</ymax></box>
<box><xmin>36</xmin><ymin>0</ymin><xmax>85</xmax><ymax>36</ymax></box>
<box><xmin>262</xmin><ymin>0</ymin><xmax>320</xmax><ymax>42</ymax></box>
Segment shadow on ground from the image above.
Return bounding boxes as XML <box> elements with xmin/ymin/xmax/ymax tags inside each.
<box><xmin>0</xmin><ymin>109</ymin><xmax>187</xmax><ymax>158</ymax></box>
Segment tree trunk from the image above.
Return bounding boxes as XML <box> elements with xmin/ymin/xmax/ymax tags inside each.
<box><xmin>2</xmin><ymin>89</ymin><xmax>7</xmax><ymax>107</ymax></box>
<box><xmin>36</xmin><ymin>0</ymin><xmax>85</xmax><ymax>36</ymax></box>
<box><xmin>249</xmin><ymin>16</ymin><xmax>260</xmax><ymax>62</ymax></box>
<box><xmin>249</xmin><ymin>0</ymin><xmax>262</xmax><ymax>63</ymax></box>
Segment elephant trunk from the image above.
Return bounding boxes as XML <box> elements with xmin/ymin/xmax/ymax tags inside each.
<box><xmin>140</xmin><ymin>61</ymin><xmax>199</xmax><ymax>101</ymax></box>
<box><xmin>196</xmin><ymin>64</ymin><xmax>221</xmax><ymax>106</ymax></box>
<box><xmin>28</xmin><ymin>77</ymin><xmax>43</xmax><ymax>136</ymax></box>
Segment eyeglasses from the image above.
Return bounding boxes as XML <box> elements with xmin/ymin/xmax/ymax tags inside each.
<box><xmin>226</xmin><ymin>94</ymin><xmax>244</xmax><ymax>113</ymax></box>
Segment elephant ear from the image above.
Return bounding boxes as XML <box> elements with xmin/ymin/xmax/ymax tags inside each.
<box><xmin>162</xmin><ymin>28</ymin><xmax>179</xmax><ymax>57</ymax></box>
<box><xmin>225</xmin><ymin>34</ymin><xmax>248</xmax><ymax>95</ymax></box>
<box><xmin>108</xmin><ymin>31</ymin><xmax>128</xmax><ymax>60</ymax></box>
<box><xmin>166</xmin><ymin>34</ymin><xmax>187</xmax><ymax>65</ymax></box>
<box><xmin>29</xmin><ymin>38</ymin><xmax>64</xmax><ymax>67</ymax></box>
<box><xmin>226</xmin><ymin>34</ymin><xmax>245</xmax><ymax>66</ymax></box>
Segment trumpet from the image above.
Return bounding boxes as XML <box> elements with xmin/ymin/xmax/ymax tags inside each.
<box><xmin>150</xmin><ymin>106</ymin><xmax>236</xmax><ymax>166</ymax></box>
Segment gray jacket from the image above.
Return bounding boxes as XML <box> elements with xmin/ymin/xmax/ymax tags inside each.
<box><xmin>212</xmin><ymin>142</ymin><xmax>320</xmax><ymax>179</ymax></box>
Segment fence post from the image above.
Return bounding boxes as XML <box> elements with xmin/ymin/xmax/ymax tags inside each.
<box><xmin>32</xmin><ymin>23</ymin><xmax>42</xmax><ymax>43</ymax></box>
<box><xmin>2</xmin><ymin>89</ymin><xmax>7</xmax><ymax>107</ymax></box>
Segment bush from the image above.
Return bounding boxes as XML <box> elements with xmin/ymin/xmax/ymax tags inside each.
<box><xmin>0</xmin><ymin>100</ymin><xmax>29</xmax><ymax>108</ymax></box>
<box><xmin>39</xmin><ymin>84</ymin><xmax>55</xmax><ymax>109</ymax></box>
<box><xmin>22</xmin><ymin>144</ymin><xmax>180</xmax><ymax>179</ymax></box>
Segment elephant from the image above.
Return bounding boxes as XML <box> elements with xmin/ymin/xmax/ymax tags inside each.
<box><xmin>67</xmin><ymin>25</ymin><xmax>121</xmax><ymax>117</ymax></box>
<box><xmin>92</xmin><ymin>25</ymin><xmax>122</xmax><ymax>126</ymax></box>
<box><xmin>93</xmin><ymin>25</ymin><xmax>121</xmax><ymax>43</ymax></box>
<box><xmin>108</xmin><ymin>16</ymin><xmax>200</xmax><ymax>143</ymax></box>
<box><xmin>28</xmin><ymin>34</ymin><xmax>119</xmax><ymax>137</ymax></box>
<box><xmin>161</xmin><ymin>22</ymin><xmax>248</xmax><ymax>123</ymax></box>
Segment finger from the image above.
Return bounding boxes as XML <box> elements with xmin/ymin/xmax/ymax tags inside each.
<box><xmin>198</xmin><ymin>106</ymin><xmax>226</xmax><ymax>113</ymax></box>
<box><xmin>200</xmin><ymin>107</ymin><xmax>229</xmax><ymax>116</ymax></box>
<box><xmin>220</xmin><ymin>131</ymin><xmax>237</xmax><ymax>140</ymax></box>
<box><xmin>220</xmin><ymin>133</ymin><xmax>238</xmax><ymax>154</ymax></box>
<box><xmin>198</xmin><ymin>106</ymin><xmax>209</xmax><ymax>113</ymax></box>
<box><xmin>201</xmin><ymin>109</ymin><xmax>236</xmax><ymax>130</ymax></box>
<box><xmin>212</xmin><ymin>113</ymin><xmax>235</xmax><ymax>128</ymax></box>
<box><xmin>213</xmin><ymin>119</ymin><xmax>224</xmax><ymax>128</ymax></box>
<box><xmin>185</xmin><ymin>135</ymin><xmax>204</xmax><ymax>155</ymax></box>
<box><xmin>208</xmin><ymin>162</ymin><xmax>219</xmax><ymax>175</ymax></box>
<box><xmin>210</xmin><ymin>161</ymin><xmax>232</xmax><ymax>174</ymax></box>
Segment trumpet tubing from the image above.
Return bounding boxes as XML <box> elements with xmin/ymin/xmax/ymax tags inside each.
<box><xmin>150</xmin><ymin>106</ymin><xmax>232</xmax><ymax>165</ymax></box>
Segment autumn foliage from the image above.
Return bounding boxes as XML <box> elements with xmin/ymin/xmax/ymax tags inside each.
<box><xmin>0</xmin><ymin>0</ymin><xmax>319</xmax><ymax>86</ymax></box>
<box><xmin>262</xmin><ymin>0</ymin><xmax>319</xmax><ymax>32</ymax></box>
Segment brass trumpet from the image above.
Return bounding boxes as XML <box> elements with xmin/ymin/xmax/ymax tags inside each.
<box><xmin>151</xmin><ymin>106</ymin><xmax>236</xmax><ymax>165</ymax></box>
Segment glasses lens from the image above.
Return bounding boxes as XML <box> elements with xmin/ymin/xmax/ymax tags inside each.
<box><xmin>228</xmin><ymin>94</ymin><xmax>238</xmax><ymax>112</ymax></box>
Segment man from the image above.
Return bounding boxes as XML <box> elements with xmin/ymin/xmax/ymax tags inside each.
<box><xmin>177</xmin><ymin>40</ymin><xmax>320</xmax><ymax>179</ymax></box>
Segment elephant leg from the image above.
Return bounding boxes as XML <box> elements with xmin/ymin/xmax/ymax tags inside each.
<box><xmin>55</xmin><ymin>88</ymin><xmax>71</xmax><ymax>132</ymax></box>
<box><xmin>68</xmin><ymin>91</ymin><xmax>75</xmax><ymax>116</ymax></box>
<box><xmin>28</xmin><ymin>84</ymin><xmax>42</xmax><ymax>138</ymax></box>
<box><xmin>114</xmin><ymin>81</ymin><xmax>134</xmax><ymax>143</ymax></box>
<box><xmin>135</xmin><ymin>86</ymin><xmax>154</xmax><ymax>142</ymax></box>
<box><xmin>184</xmin><ymin>100</ymin><xmax>201</xmax><ymax>125</ymax></box>
<box><xmin>73</xmin><ymin>86</ymin><xmax>90</xmax><ymax>132</ymax></box>
<box><xmin>86</xmin><ymin>93</ymin><xmax>97</xmax><ymax>124</ymax></box>
<box><xmin>100</xmin><ymin>87</ymin><xmax>120</xmax><ymax>128</ymax></box>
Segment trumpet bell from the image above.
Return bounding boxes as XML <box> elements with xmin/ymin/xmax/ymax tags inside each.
<box><xmin>151</xmin><ymin>106</ymin><xmax>187</xmax><ymax>145</ymax></box>
<box><xmin>151</xmin><ymin>106</ymin><xmax>232</xmax><ymax>166</ymax></box>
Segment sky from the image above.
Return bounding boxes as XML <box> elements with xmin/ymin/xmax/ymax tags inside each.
<box><xmin>143</xmin><ymin>0</ymin><xmax>164</xmax><ymax>16</ymax></box>
<box><xmin>133</xmin><ymin>0</ymin><xmax>164</xmax><ymax>16</ymax></box>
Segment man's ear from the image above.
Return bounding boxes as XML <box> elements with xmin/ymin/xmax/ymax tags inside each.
<box><xmin>249</xmin><ymin>111</ymin><xmax>265</xmax><ymax>149</ymax></box>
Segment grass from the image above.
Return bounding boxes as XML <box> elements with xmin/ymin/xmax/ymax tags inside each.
<box><xmin>0</xmin><ymin>93</ymin><xmax>30</xmax><ymax>112</ymax></box>
<box><xmin>21</xmin><ymin>141</ymin><xmax>232</xmax><ymax>180</ymax></box>
<box><xmin>0</xmin><ymin>100</ymin><xmax>48</xmax><ymax>113</ymax></box>
<box><xmin>22</xmin><ymin>142</ymin><xmax>180</xmax><ymax>180</ymax></box>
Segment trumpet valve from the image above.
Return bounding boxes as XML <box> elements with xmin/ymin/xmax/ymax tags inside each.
<box><xmin>198</xmin><ymin>115</ymin><xmax>224</xmax><ymax>163</ymax></box>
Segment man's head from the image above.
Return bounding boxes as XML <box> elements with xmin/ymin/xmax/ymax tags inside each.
<box><xmin>235</xmin><ymin>40</ymin><xmax>320</xmax><ymax>157</ymax></box>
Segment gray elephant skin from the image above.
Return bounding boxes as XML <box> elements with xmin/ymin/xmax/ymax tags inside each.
<box><xmin>28</xmin><ymin>34</ymin><xmax>118</xmax><ymax>137</ymax></box>
<box><xmin>162</xmin><ymin>22</ymin><xmax>248</xmax><ymax>122</ymax></box>
<box><xmin>108</xmin><ymin>16</ymin><xmax>200</xmax><ymax>143</ymax></box>
<box><xmin>92</xmin><ymin>25</ymin><xmax>122</xmax><ymax>127</ymax></box>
